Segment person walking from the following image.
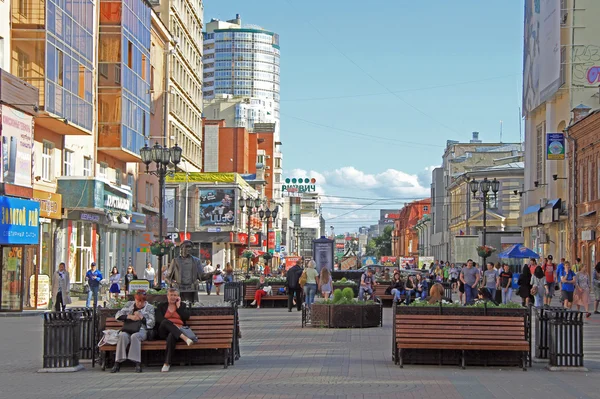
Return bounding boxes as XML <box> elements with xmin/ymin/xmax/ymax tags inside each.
<box><xmin>542</xmin><ymin>256</ymin><xmax>557</xmax><ymax>306</ymax></box>
<box><xmin>224</xmin><ymin>262</ymin><xmax>234</xmax><ymax>283</ymax></box>
<box><xmin>111</xmin><ymin>290</ymin><xmax>155</xmax><ymax>373</ymax></box>
<box><xmin>109</xmin><ymin>267</ymin><xmax>121</xmax><ymax>299</ymax></box>
<box><xmin>124</xmin><ymin>265</ymin><xmax>137</xmax><ymax>295</ymax></box>
<box><xmin>518</xmin><ymin>264</ymin><xmax>532</xmax><ymax>307</ymax></box>
<box><xmin>143</xmin><ymin>263</ymin><xmax>156</xmax><ymax>288</ymax></box>
<box><xmin>449</xmin><ymin>263</ymin><xmax>459</xmax><ymax>293</ymax></box>
<box><xmin>85</xmin><ymin>262</ymin><xmax>102</xmax><ymax>307</ymax></box>
<box><xmin>204</xmin><ymin>260</ymin><xmax>215</xmax><ymax>295</ymax></box>
<box><xmin>286</xmin><ymin>260</ymin><xmax>303</xmax><ymax>312</ymax></box>
<box><xmin>213</xmin><ymin>264</ymin><xmax>224</xmax><ymax>295</ymax></box>
<box><xmin>574</xmin><ymin>264</ymin><xmax>591</xmax><ymax>317</ymax></box>
<box><xmin>460</xmin><ymin>259</ymin><xmax>479</xmax><ymax>305</ymax></box>
<box><xmin>499</xmin><ymin>264</ymin><xmax>513</xmax><ymax>304</ymax></box>
<box><xmin>530</xmin><ymin>266</ymin><xmax>547</xmax><ymax>308</ymax></box>
<box><xmin>52</xmin><ymin>262</ymin><xmax>71</xmax><ymax>311</ymax></box>
<box><xmin>559</xmin><ymin>261</ymin><xmax>576</xmax><ymax>309</ymax></box>
<box><xmin>319</xmin><ymin>267</ymin><xmax>333</xmax><ymax>299</ymax></box>
<box><xmin>594</xmin><ymin>262</ymin><xmax>600</xmax><ymax>314</ymax></box>
<box><xmin>303</xmin><ymin>260</ymin><xmax>319</xmax><ymax>309</ymax></box>
<box><xmin>482</xmin><ymin>262</ymin><xmax>499</xmax><ymax>300</ymax></box>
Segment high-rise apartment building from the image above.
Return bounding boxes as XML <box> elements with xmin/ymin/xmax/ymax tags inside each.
<box><xmin>154</xmin><ymin>0</ymin><xmax>203</xmax><ymax>171</ymax></box>
<box><xmin>203</xmin><ymin>15</ymin><xmax>280</xmax><ymax>124</ymax></box>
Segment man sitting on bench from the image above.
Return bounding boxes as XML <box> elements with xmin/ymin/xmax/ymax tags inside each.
<box><xmin>155</xmin><ymin>288</ymin><xmax>196</xmax><ymax>372</ymax></box>
<box><xmin>359</xmin><ymin>268</ymin><xmax>377</xmax><ymax>300</ymax></box>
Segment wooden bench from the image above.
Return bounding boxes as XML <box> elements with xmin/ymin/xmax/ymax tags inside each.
<box><xmin>99</xmin><ymin>315</ymin><xmax>235</xmax><ymax>369</ymax></box>
<box><xmin>394</xmin><ymin>314</ymin><xmax>529</xmax><ymax>370</ymax></box>
<box><xmin>244</xmin><ymin>284</ymin><xmax>287</xmax><ymax>307</ymax></box>
<box><xmin>373</xmin><ymin>284</ymin><xmax>407</xmax><ymax>305</ymax></box>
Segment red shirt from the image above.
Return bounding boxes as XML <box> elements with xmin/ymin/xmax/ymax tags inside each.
<box><xmin>165</xmin><ymin>308</ymin><xmax>183</xmax><ymax>327</ymax></box>
<box><xmin>543</xmin><ymin>263</ymin><xmax>555</xmax><ymax>283</ymax></box>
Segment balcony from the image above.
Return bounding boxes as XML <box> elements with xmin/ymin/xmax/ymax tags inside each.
<box><xmin>98</xmin><ymin>124</ymin><xmax>144</xmax><ymax>162</ymax></box>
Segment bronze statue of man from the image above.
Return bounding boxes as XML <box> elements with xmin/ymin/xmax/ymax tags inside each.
<box><xmin>166</xmin><ymin>240</ymin><xmax>213</xmax><ymax>302</ymax></box>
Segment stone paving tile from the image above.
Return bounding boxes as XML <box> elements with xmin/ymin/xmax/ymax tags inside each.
<box><xmin>1</xmin><ymin>305</ymin><xmax>600</xmax><ymax>399</ymax></box>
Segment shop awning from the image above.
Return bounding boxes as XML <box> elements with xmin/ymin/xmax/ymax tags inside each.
<box><xmin>579</xmin><ymin>210</ymin><xmax>597</xmax><ymax>218</ymax></box>
<box><xmin>544</xmin><ymin>198</ymin><xmax>561</xmax><ymax>209</ymax></box>
<box><xmin>523</xmin><ymin>204</ymin><xmax>541</xmax><ymax>215</ymax></box>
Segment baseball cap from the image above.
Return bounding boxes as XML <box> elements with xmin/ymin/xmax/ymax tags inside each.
<box><xmin>547</xmin><ymin>255</ymin><xmax>553</xmax><ymax>260</ymax></box>
<box><xmin>91</xmin><ymin>262</ymin><xmax>96</xmax><ymax>266</ymax></box>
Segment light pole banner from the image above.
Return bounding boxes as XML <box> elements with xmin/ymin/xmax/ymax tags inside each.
<box><xmin>546</xmin><ymin>132</ymin><xmax>565</xmax><ymax>160</ymax></box>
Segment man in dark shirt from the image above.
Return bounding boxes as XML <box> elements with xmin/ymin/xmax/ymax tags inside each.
<box><xmin>499</xmin><ymin>264</ymin><xmax>513</xmax><ymax>304</ymax></box>
<box><xmin>286</xmin><ymin>260</ymin><xmax>304</xmax><ymax>312</ymax></box>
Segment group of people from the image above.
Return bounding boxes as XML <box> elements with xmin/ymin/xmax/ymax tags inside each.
<box><xmin>517</xmin><ymin>257</ymin><xmax>600</xmax><ymax>317</ymax></box>
<box><xmin>108</xmin><ymin>288</ymin><xmax>196</xmax><ymax>373</ymax></box>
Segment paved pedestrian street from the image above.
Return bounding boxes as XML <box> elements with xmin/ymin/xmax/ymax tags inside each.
<box><xmin>2</xmin><ymin>306</ymin><xmax>600</xmax><ymax>399</ymax></box>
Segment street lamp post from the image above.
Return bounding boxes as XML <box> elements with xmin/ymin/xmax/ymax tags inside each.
<box><xmin>239</xmin><ymin>196</ymin><xmax>262</xmax><ymax>271</ymax></box>
<box><xmin>140</xmin><ymin>142</ymin><xmax>182</xmax><ymax>273</ymax></box>
<box><xmin>259</xmin><ymin>202</ymin><xmax>279</xmax><ymax>268</ymax></box>
<box><xmin>469</xmin><ymin>177</ymin><xmax>500</xmax><ymax>264</ymax></box>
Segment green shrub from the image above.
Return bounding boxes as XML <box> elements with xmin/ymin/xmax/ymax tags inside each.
<box><xmin>342</xmin><ymin>287</ymin><xmax>354</xmax><ymax>301</ymax></box>
<box><xmin>332</xmin><ymin>289</ymin><xmax>343</xmax><ymax>303</ymax></box>
<box><xmin>340</xmin><ymin>277</ymin><xmax>347</xmax><ymax>282</ymax></box>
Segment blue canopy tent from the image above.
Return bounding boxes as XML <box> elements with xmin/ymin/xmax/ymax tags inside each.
<box><xmin>498</xmin><ymin>244</ymin><xmax>540</xmax><ymax>259</ymax></box>
<box><xmin>498</xmin><ymin>244</ymin><xmax>540</xmax><ymax>278</ymax></box>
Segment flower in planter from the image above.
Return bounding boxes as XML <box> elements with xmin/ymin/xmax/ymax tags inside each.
<box><xmin>151</xmin><ymin>239</ymin><xmax>175</xmax><ymax>249</ymax></box>
<box><xmin>476</xmin><ymin>245</ymin><xmax>496</xmax><ymax>258</ymax></box>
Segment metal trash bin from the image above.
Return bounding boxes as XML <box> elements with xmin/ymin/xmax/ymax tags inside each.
<box><xmin>533</xmin><ymin>306</ymin><xmax>564</xmax><ymax>360</ymax></box>
<box><xmin>39</xmin><ymin>311</ymin><xmax>84</xmax><ymax>372</ymax></box>
<box><xmin>68</xmin><ymin>307</ymin><xmax>97</xmax><ymax>360</ymax></box>
<box><xmin>547</xmin><ymin>309</ymin><xmax>585</xmax><ymax>370</ymax></box>
<box><xmin>224</xmin><ymin>282</ymin><xmax>243</xmax><ymax>305</ymax></box>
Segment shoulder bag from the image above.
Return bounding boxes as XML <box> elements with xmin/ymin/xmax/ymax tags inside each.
<box><xmin>299</xmin><ymin>270</ymin><xmax>307</xmax><ymax>288</ymax></box>
<box><xmin>121</xmin><ymin>319</ymin><xmax>142</xmax><ymax>335</ymax></box>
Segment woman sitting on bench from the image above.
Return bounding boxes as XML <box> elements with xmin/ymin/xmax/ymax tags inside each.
<box><xmin>155</xmin><ymin>288</ymin><xmax>196</xmax><ymax>372</ymax></box>
<box><xmin>251</xmin><ymin>275</ymin><xmax>271</xmax><ymax>308</ymax></box>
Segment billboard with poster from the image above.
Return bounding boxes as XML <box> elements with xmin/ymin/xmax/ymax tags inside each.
<box><xmin>199</xmin><ymin>188</ymin><xmax>235</xmax><ymax>228</ymax></box>
<box><xmin>1</xmin><ymin>105</ymin><xmax>33</xmax><ymax>187</ymax></box>
<box><xmin>418</xmin><ymin>256</ymin><xmax>435</xmax><ymax>270</ymax></box>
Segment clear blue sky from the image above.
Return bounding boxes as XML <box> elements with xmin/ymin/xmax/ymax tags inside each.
<box><xmin>205</xmin><ymin>0</ymin><xmax>525</xmax><ymax>232</ymax></box>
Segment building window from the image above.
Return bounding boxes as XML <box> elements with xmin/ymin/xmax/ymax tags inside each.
<box><xmin>99</xmin><ymin>162</ymin><xmax>108</xmax><ymax>179</ymax></box>
<box><xmin>127</xmin><ymin>173</ymin><xmax>134</xmax><ymax>189</ymax></box>
<box><xmin>18</xmin><ymin>0</ymin><xmax>28</xmax><ymax>16</ymax></box>
<box><xmin>115</xmin><ymin>64</ymin><xmax>121</xmax><ymax>84</ymax></box>
<box><xmin>536</xmin><ymin>123</ymin><xmax>545</xmax><ymax>184</ymax></box>
<box><xmin>115</xmin><ymin>168</ymin><xmax>122</xmax><ymax>185</ymax></box>
<box><xmin>142</xmin><ymin>54</ymin><xmax>147</xmax><ymax>81</ymax></box>
<box><xmin>127</xmin><ymin>41</ymin><xmax>133</xmax><ymax>69</ymax></box>
<box><xmin>83</xmin><ymin>156</ymin><xmax>92</xmax><ymax>176</ymax></box>
<box><xmin>16</xmin><ymin>50</ymin><xmax>28</xmax><ymax>78</ymax></box>
<box><xmin>145</xmin><ymin>182</ymin><xmax>154</xmax><ymax>206</ymax></box>
<box><xmin>78</xmin><ymin>65</ymin><xmax>85</xmax><ymax>98</ymax></box>
<box><xmin>99</xmin><ymin>63</ymin><xmax>108</xmax><ymax>78</ymax></box>
<box><xmin>63</xmin><ymin>149</ymin><xmax>73</xmax><ymax>176</ymax></box>
<box><xmin>42</xmin><ymin>141</ymin><xmax>54</xmax><ymax>181</ymax></box>
<box><xmin>274</xmin><ymin>157</ymin><xmax>281</xmax><ymax>168</ymax></box>
<box><xmin>486</xmin><ymin>193</ymin><xmax>498</xmax><ymax>210</ymax></box>
<box><xmin>57</xmin><ymin>50</ymin><xmax>64</xmax><ymax>87</ymax></box>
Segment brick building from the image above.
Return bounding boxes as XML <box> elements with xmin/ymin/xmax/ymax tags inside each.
<box><xmin>567</xmin><ymin>107</ymin><xmax>600</xmax><ymax>269</ymax></box>
<box><xmin>393</xmin><ymin>199</ymin><xmax>431</xmax><ymax>258</ymax></box>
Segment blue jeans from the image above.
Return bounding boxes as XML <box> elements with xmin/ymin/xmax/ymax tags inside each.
<box><xmin>464</xmin><ymin>285</ymin><xmax>478</xmax><ymax>305</ymax></box>
<box><xmin>304</xmin><ymin>283</ymin><xmax>317</xmax><ymax>308</ymax></box>
<box><xmin>391</xmin><ymin>288</ymin><xmax>405</xmax><ymax>302</ymax></box>
<box><xmin>358</xmin><ymin>286</ymin><xmax>373</xmax><ymax>300</ymax></box>
<box><xmin>534</xmin><ymin>292</ymin><xmax>544</xmax><ymax>308</ymax></box>
<box><xmin>486</xmin><ymin>288</ymin><xmax>496</xmax><ymax>300</ymax></box>
<box><xmin>501</xmin><ymin>288</ymin><xmax>512</xmax><ymax>304</ymax></box>
<box><xmin>404</xmin><ymin>290</ymin><xmax>415</xmax><ymax>305</ymax></box>
<box><xmin>86</xmin><ymin>285</ymin><xmax>99</xmax><ymax>307</ymax></box>
<box><xmin>206</xmin><ymin>280</ymin><xmax>213</xmax><ymax>294</ymax></box>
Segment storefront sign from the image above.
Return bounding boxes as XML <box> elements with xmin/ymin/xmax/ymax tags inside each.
<box><xmin>581</xmin><ymin>230</ymin><xmax>596</xmax><ymax>241</ymax></box>
<box><xmin>128</xmin><ymin>280</ymin><xmax>150</xmax><ymax>292</ymax></box>
<box><xmin>541</xmin><ymin>207</ymin><xmax>557</xmax><ymax>224</ymax></box>
<box><xmin>522</xmin><ymin>204</ymin><xmax>541</xmax><ymax>227</ymax></box>
<box><xmin>0</xmin><ymin>196</ymin><xmax>39</xmax><ymax>245</ymax></box>
<box><xmin>1</xmin><ymin>105</ymin><xmax>33</xmax><ymax>187</ymax></box>
<box><xmin>282</xmin><ymin>177</ymin><xmax>317</xmax><ymax>194</ymax></box>
<box><xmin>546</xmin><ymin>133</ymin><xmax>565</xmax><ymax>160</ymax></box>
<box><xmin>104</xmin><ymin>194</ymin><xmax>131</xmax><ymax>211</ymax></box>
<box><xmin>129</xmin><ymin>212</ymin><xmax>147</xmax><ymax>231</ymax></box>
<box><xmin>30</xmin><ymin>274</ymin><xmax>49</xmax><ymax>309</ymax></box>
<box><xmin>33</xmin><ymin>190</ymin><xmax>62</xmax><ymax>219</ymax></box>
<box><xmin>81</xmin><ymin>213</ymin><xmax>101</xmax><ymax>223</ymax></box>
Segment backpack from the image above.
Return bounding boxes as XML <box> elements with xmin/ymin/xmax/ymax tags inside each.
<box><xmin>299</xmin><ymin>270</ymin><xmax>307</xmax><ymax>288</ymax></box>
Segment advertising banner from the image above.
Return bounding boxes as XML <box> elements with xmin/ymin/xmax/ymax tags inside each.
<box><xmin>341</xmin><ymin>256</ymin><xmax>357</xmax><ymax>270</ymax></box>
<box><xmin>522</xmin><ymin>0</ymin><xmax>561</xmax><ymax>114</ymax></box>
<box><xmin>361</xmin><ymin>256</ymin><xmax>377</xmax><ymax>267</ymax></box>
<box><xmin>400</xmin><ymin>257</ymin><xmax>416</xmax><ymax>268</ymax></box>
<box><xmin>546</xmin><ymin>132</ymin><xmax>565</xmax><ymax>160</ymax></box>
<box><xmin>165</xmin><ymin>188</ymin><xmax>176</xmax><ymax>231</ymax></box>
<box><xmin>0</xmin><ymin>196</ymin><xmax>40</xmax><ymax>245</ymax></box>
<box><xmin>380</xmin><ymin>256</ymin><xmax>398</xmax><ymax>266</ymax></box>
<box><xmin>313</xmin><ymin>238</ymin><xmax>333</xmax><ymax>272</ymax></box>
<box><xmin>284</xmin><ymin>256</ymin><xmax>301</xmax><ymax>270</ymax></box>
<box><xmin>1</xmin><ymin>105</ymin><xmax>33</xmax><ymax>187</ymax></box>
<box><xmin>30</xmin><ymin>274</ymin><xmax>50</xmax><ymax>309</ymax></box>
<box><xmin>199</xmin><ymin>188</ymin><xmax>235</xmax><ymax>228</ymax></box>
<box><xmin>418</xmin><ymin>256</ymin><xmax>435</xmax><ymax>269</ymax></box>
<box><xmin>268</xmin><ymin>230</ymin><xmax>275</xmax><ymax>253</ymax></box>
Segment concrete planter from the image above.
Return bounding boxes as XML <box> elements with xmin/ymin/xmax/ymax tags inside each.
<box><xmin>311</xmin><ymin>303</ymin><xmax>382</xmax><ymax>328</ymax></box>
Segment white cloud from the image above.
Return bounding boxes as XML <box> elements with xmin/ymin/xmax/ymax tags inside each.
<box><xmin>324</xmin><ymin>166</ymin><xmax>430</xmax><ymax>198</ymax></box>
